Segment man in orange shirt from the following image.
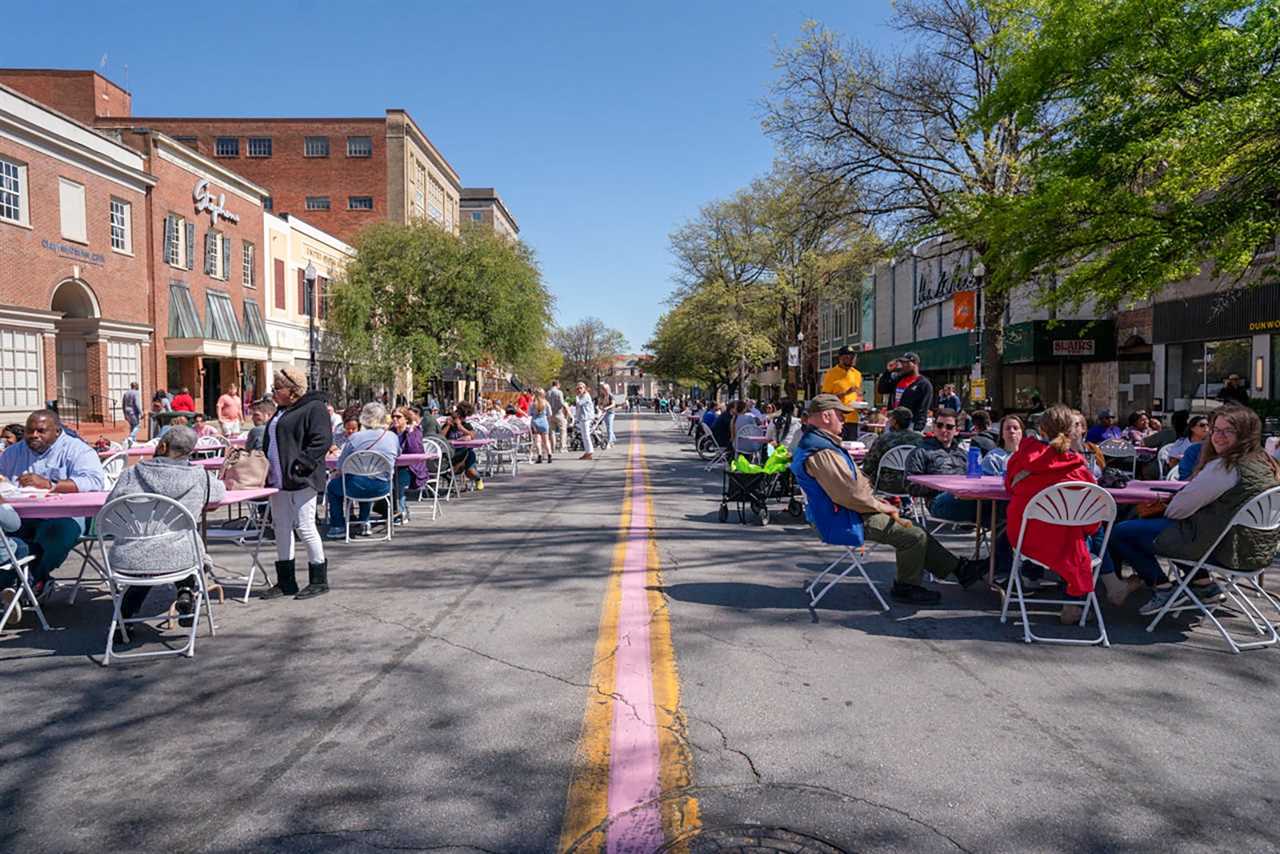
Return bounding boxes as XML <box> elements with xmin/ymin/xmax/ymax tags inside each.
<box><xmin>820</xmin><ymin>346</ymin><xmax>862</xmax><ymax>440</ymax></box>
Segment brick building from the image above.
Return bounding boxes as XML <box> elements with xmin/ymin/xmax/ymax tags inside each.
<box><xmin>460</xmin><ymin>187</ymin><xmax>519</xmax><ymax>240</ymax></box>
<box><xmin>125</xmin><ymin>112</ymin><xmax>462</xmax><ymax>245</ymax></box>
<box><xmin>102</xmin><ymin>128</ymin><xmax>270</xmax><ymax>413</ymax></box>
<box><xmin>0</xmin><ymin>83</ymin><xmax>154</xmax><ymax>428</ymax></box>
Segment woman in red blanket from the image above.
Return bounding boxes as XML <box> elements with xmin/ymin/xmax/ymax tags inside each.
<box><xmin>1004</xmin><ymin>404</ymin><xmax>1103</xmax><ymax>624</ymax></box>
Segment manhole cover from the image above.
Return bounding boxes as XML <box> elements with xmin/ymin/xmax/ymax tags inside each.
<box><xmin>658</xmin><ymin>824</ymin><xmax>850</xmax><ymax>853</ymax></box>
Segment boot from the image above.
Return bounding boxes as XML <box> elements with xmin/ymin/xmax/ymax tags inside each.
<box><xmin>295</xmin><ymin>561</ymin><xmax>329</xmax><ymax>599</ymax></box>
<box><xmin>260</xmin><ymin>560</ymin><xmax>298</xmax><ymax>600</ymax></box>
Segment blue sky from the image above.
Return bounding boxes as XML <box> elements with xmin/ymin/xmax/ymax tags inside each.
<box><xmin>7</xmin><ymin>0</ymin><xmax>898</xmax><ymax>352</ymax></box>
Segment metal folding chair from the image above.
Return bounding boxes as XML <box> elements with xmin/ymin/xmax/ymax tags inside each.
<box><xmin>339</xmin><ymin>450</ymin><xmax>395</xmax><ymax>542</ymax></box>
<box><xmin>1099</xmin><ymin>439</ymin><xmax>1138</xmax><ymax>477</ymax></box>
<box><xmin>1145</xmin><ymin>485</ymin><xmax>1280</xmax><ymax>653</ymax></box>
<box><xmin>0</xmin><ymin>527</ymin><xmax>52</xmax><ymax>633</ymax></box>
<box><xmin>1000</xmin><ymin>481</ymin><xmax>1116</xmax><ymax>647</ymax></box>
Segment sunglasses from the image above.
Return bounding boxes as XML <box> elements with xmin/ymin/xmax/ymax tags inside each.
<box><xmin>935</xmin><ymin>422</ymin><xmax>957</xmax><ymax>430</ymax></box>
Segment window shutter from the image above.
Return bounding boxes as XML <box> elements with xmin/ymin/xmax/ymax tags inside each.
<box><xmin>298</xmin><ymin>268</ymin><xmax>307</xmax><ymax>314</ymax></box>
<box><xmin>163</xmin><ymin>215</ymin><xmax>176</xmax><ymax>264</ymax></box>
<box><xmin>221</xmin><ymin>234</ymin><xmax>231</xmax><ymax>280</ymax></box>
<box><xmin>274</xmin><ymin>259</ymin><xmax>286</xmax><ymax>309</ymax></box>
<box><xmin>204</xmin><ymin>232</ymin><xmax>216</xmax><ymax>275</ymax></box>
<box><xmin>318</xmin><ymin>276</ymin><xmax>328</xmax><ymax>318</ymax></box>
<box><xmin>185</xmin><ymin>222</ymin><xmax>196</xmax><ymax>270</ymax></box>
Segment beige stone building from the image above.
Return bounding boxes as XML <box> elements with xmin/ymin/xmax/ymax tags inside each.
<box><xmin>460</xmin><ymin>187</ymin><xmax>519</xmax><ymax>240</ymax></box>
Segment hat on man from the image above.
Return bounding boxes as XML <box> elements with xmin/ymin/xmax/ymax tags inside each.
<box><xmin>274</xmin><ymin>366</ymin><xmax>308</xmax><ymax>394</ymax></box>
<box><xmin>836</xmin><ymin>345</ymin><xmax>856</xmax><ymax>357</ymax></box>
<box><xmin>1097</xmin><ymin>408</ymin><xmax>1114</xmax><ymax>419</ymax></box>
<box><xmin>808</xmin><ymin>393</ymin><xmax>854</xmax><ymax>414</ymax></box>
<box><xmin>900</xmin><ymin>352</ymin><xmax>920</xmax><ymax>364</ymax></box>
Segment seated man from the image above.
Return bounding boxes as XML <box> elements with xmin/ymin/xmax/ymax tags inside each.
<box><xmin>106</xmin><ymin>426</ymin><xmax>226</xmax><ymax>626</ymax></box>
<box><xmin>792</xmin><ymin>394</ymin><xmax>982</xmax><ymax>605</ymax></box>
<box><xmin>325</xmin><ymin>402</ymin><xmax>401</xmax><ymax>538</ymax></box>
<box><xmin>860</xmin><ymin>407</ymin><xmax>922</xmax><ymax>494</ymax></box>
<box><xmin>243</xmin><ymin>399</ymin><xmax>277</xmax><ymax>452</ymax></box>
<box><xmin>905</xmin><ymin>408</ymin><xmax>972</xmax><ymax>523</ymax></box>
<box><xmin>710</xmin><ymin>403</ymin><xmax>736</xmax><ymax>450</ymax></box>
<box><xmin>968</xmin><ymin>410</ymin><xmax>998</xmax><ymax>453</ymax></box>
<box><xmin>0</xmin><ymin>410</ymin><xmax>106</xmax><ymax>600</ymax></box>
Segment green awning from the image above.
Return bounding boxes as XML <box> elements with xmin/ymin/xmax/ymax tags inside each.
<box><xmin>859</xmin><ymin>333</ymin><xmax>976</xmax><ymax>374</ymax></box>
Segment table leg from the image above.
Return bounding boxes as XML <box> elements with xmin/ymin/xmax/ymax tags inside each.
<box><xmin>973</xmin><ymin>500</ymin><xmax>983</xmax><ymax>560</ymax></box>
<box><xmin>986</xmin><ymin>499</ymin><xmax>1000</xmax><ymax>590</ymax></box>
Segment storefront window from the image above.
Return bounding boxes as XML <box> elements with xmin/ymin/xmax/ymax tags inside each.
<box><xmin>1169</xmin><ymin>338</ymin><xmax>1250</xmax><ymax>409</ymax></box>
<box><xmin>1001</xmin><ymin>363</ymin><xmax>1081</xmax><ymax>411</ymax></box>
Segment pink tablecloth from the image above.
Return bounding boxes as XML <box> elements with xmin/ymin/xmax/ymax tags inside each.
<box><xmin>907</xmin><ymin>474</ymin><xmax>1184</xmax><ymax>505</ymax></box>
<box><xmin>450</xmin><ymin>438</ymin><xmax>493</xmax><ymax>449</ymax></box>
<box><xmin>6</xmin><ymin>487</ymin><xmax>277</xmax><ymax>520</ymax></box>
<box><xmin>325</xmin><ymin>451</ymin><xmax>440</xmax><ymax>470</ymax></box>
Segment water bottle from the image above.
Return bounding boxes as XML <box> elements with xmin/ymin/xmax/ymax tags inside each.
<box><xmin>966</xmin><ymin>445</ymin><xmax>982</xmax><ymax>478</ymax></box>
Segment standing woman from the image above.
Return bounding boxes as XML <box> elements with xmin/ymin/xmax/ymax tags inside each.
<box><xmin>597</xmin><ymin>383</ymin><xmax>616</xmax><ymax>450</ymax></box>
<box><xmin>529</xmin><ymin>388</ymin><xmax>554</xmax><ymax>463</ymax></box>
<box><xmin>575</xmin><ymin>382</ymin><xmax>596</xmax><ymax>460</ymax></box>
<box><xmin>261</xmin><ymin>366</ymin><xmax>333</xmax><ymax>600</ymax></box>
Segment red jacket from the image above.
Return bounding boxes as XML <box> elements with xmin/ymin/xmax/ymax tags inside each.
<box><xmin>1004</xmin><ymin>435</ymin><xmax>1100</xmax><ymax>596</ymax></box>
<box><xmin>171</xmin><ymin>393</ymin><xmax>196</xmax><ymax>412</ymax></box>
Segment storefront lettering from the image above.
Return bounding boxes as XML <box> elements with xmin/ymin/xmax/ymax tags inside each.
<box><xmin>1052</xmin><ymin>339</ymin><xmax>1095</xmax><ymax>357</ymax></box>
<box><xmin>193</xmin><ymin>179</ymin><xmax>240</xmax><ymax>226</ymax></box>
<box><xmin>1248</xmin><ymin>319</ymin><xmax>1280</xmax><ymax>332</ymax></box>
<box><xmin>41</xmin><ymin>239</ymin><xmax>104</xmax><ymax>266</ymax></box>
<box><xmin>913</xmin><ymin>266</ymin><xmax>978</xmax><ymax>327</ymax></box>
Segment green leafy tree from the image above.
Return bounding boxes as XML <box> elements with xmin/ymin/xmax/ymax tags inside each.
<box><xmin>970</xmin><ymin>0</ymin><xmax>1280</xmax><ymax>311</ymax></box>
<box><xmin>647</xmin><ymin>282</ymin><xmax>776</xmax><ymax>398</ymax></box>
<box><xmin>551</xmin><ymin>318</ymin><xmax>628</xmax><ymax>385</ymax></box>
<box><xmin>328</xmin><ymin>221</ymin><xmax>552</xmax><ymax>391</ymax></box>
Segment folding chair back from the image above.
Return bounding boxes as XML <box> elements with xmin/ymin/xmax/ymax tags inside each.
<box><xmin>1003</xmin><ymin>481</ymin><xmax>1117</xmax><ymax>647</ymax></box>
<box><xmin>420</xmin><ymin>435</ymin><xmax>454</xmax><ymax>515</ymax></box>
<box><xmin>95</xmin><ymin>492</ymin><xmax>213</xmax><ymax>663</ymax></box>
<box><xmin>874</xmin><ymin>444</ymin><xmax>915</xmax><ymax>498</ymax></box>
<box><xmin>1098</xmin><ymin>439</ymin><xmax>1137</xmax><ymax>476</ymax></box>
<box><xmin>339</xmin><ymin>450</ymin><xmax>395</xmax><ymax>542</ymax></box>
<box><xmin>192</xmin><ymin>434</ymin><xmax>230</xmax><ymax>460</ymax></box>
<box><xmin>100</xmin><ymin>451</ymin><xmax>127</xmax><ymax>489</ymax></box>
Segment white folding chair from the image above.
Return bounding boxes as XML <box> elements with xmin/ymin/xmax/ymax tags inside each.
<box><xmin>734</xmin><ymin>421</ymin><xmax>768</xmax><ymax>462</ymax></box>
<box><xmin>695</xmin><ymin>422</ymin><xmax>730</xmax><ymax>471</ymax></box>
<box><xmin>486</xmin><ymin>424</ymin><xmax>521</xmax><ymax>478</ymax></box>
<box><xmin>204</xmin><ymin>499</ymin><xmax>271</xmax><ymax>603</ymax></box>
<box><xmin>65</xmin><ymin>449</ymin><xmax>130</xmax><ymax>604</ymax></box>
<box><xmin>806</xmin><ymin>541</ymin><xmax>890</xmax><ymax>612</ymax></box>
<box><xmin>1145</xmin><ymin>485</ymin><xmax>1280</xmax><ymax>652</ymax></box>
<box><xmin>0</xmin><ymin>527</ymin><xmax>52</xmax><ymax>633</ymax></box>
<box><xmin>95</xmin><ymin>493</ymin><xmax>216</xmax><ymax>663</ymax></box>
<box><xmin>192</xmin><ymin>434</ymin><xmax>230</xmax><ymax>460</ymax></box>
<box><xmin>1000</xmin><ymin>481</ymin><xmax>1116</xmax><ymax>647</ymax></box>
<box><xmin>1099</xmin><ymin>439</ymin><xmax>1138</xmax><ymax>478</ymax></box>
<box><xmin>416</xmin><ymin>437</ymin><xmax>451</xmax><ymax>520</ymax></box>
<box><xmin>339</xmin><ymin>450</ymin><xmax>395</xmax><ymax>542</ymax></box>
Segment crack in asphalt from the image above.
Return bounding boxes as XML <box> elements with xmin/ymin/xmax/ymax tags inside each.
<box><xmin>687</xmin><ymin>714</ymin><xmax>763</xmax><ymax>783</ymax></box>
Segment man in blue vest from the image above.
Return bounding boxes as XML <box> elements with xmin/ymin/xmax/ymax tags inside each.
<box><xmin>791</xmin><ymin>394</ymin><xmax>983</xmax><ymax>605</ymax></box>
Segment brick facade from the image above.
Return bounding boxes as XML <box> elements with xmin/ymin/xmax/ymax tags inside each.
<box><xmin>0</xmin><ymin>69</ymin><xmax>131</xmax><ymax>125</ymax></box>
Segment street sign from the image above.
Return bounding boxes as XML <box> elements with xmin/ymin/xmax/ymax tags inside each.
<box><xmin>787</xmin><ymin>346</ymin><xmax>800</xmax><ymax>367</ymax></box>
<box><xmin>972</xmin><ymin>378</ymin><xmax>987</xmax><ymax>400</ymax></box>
<box><xmin>1052</xmin><ymin>339</ymin><xmax>1095</xmax><ymax>356</ymax></box>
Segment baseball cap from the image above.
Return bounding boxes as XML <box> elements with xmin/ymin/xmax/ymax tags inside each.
<box><xmin>1097</xmin><ymin>409</ymin><xmax>1114</xmax><ymax>419</ymax></box>
<box><xmin>900</xmin><ymin>352</ymin><xmax>920</xmax><ymax>364</ymax></box>
<box><xmin>808</xmin><ymin>393</ymin><xmax>854</xmax><ymax>414</ymax></box>
<box><xmin>836</xmin><ymin>345</ymin><xmax>856</xmax><ymax>357</ymax></box>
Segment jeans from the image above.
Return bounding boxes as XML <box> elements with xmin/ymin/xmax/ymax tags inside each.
<box><xmin>327</xmin><ymin>475</ymin><xmax>392</xmax><ymax>529</ymax></box>
<box><xmin>0</xmin><ymin>534</ymin><xmax>31</xmax><ymax>587</ymax></box>
<box><xmin>268</xmin><ymin>488</ymin><xmax>324</xmax><ymax>564</ymax></box>
<box><xmin>452</xmin><ymin>448</ymin><xmax>478</xmax><ymax>475</ymax></box>
<box><xmin>0</xmin><ymin>519</ymin><xmax>82</xmax><ymax>586</ymax></box>
<box><xmin>395</xmin><ymin>468</ymin><xmax>412</xmax><ymax>514</ymax></box>
<box><xmin>930</xmin><ymin>493</ymin><xmax>982</xmax><ymax>525</ymax></box>
<box><xmin>1106</xmin><ymin>517</ymin><xmax>1175</xmax><ymax>585</ymax></box>
<box><xmin>126</xmin><ymin>417</ymin><xmax>141</xmax><ymax>443</ymax></box>
<box><xmin>604</xmin><ymin>411</ymin><xmax>616</xmax><ymax>445</ymax></box>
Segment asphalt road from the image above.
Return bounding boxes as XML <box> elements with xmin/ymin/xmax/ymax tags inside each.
<box><xmin>2</xmin><ymin>414</ymin><xmax>1278</xmax><ymax>853</ymax></box>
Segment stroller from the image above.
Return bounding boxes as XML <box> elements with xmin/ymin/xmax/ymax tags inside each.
<box><xmin>718</xmin><ymin>442</ymin><xmax>804</xmax><ymax>526</ymax></box>
<box><xmin>569</xmin><ymin>411</ymin><xmax>609</xmax><ymax>452</ymax></box>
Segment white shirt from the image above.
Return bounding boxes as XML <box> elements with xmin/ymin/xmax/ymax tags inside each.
<box><xmin>1166</xmin><ymin>458</ymin><xmax>1239</xmax><ymax>519</ymax></box>
<box><xmin>266</xmin><ymin>415</ymin><xmax>283</xmax><ymax>488</ymax></box>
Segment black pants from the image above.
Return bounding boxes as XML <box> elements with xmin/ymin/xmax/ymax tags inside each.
<box><xmin>120</xmin><ymin>575</ymin><xmax>196</xmax><ymax>618</ymax></box>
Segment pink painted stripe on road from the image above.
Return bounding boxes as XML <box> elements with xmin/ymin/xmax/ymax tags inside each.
<box><xmin>605</xmin><ymin>432</ymin><xmax>664</xmax><ymax>853</ymax></box>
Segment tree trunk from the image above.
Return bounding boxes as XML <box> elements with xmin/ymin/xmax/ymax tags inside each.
<box><xmin>982</xmin><ymin>288</ymin><xmax>1007</xmax><ymax>414</ymax></box>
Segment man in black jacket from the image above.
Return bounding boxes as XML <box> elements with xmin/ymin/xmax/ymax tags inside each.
<box><xmin>876</xmin><ymin>352</ymin><xmax>933</xmax><ymax>431</ymax></box>
<box><xmin>905</xmin><ymin>409</ymin><xmax>972</xmax><ymax>524</ymax></box>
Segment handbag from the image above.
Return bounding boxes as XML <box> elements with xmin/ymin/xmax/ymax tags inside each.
<box><xmin>221</xmin><ymin>448</ymin><xmax>269</xmax><ymax>489</ymax></box>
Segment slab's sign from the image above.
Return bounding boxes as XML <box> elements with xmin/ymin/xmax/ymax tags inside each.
<box><xmin>42</xmin><ymin>239</ymin><xmax>104</xmax><ymax>266</ymax></box>
<box><xmin>913</xmin><ymin>265</ymin><xmax>978</xmax><ymax>328</ymax></box>
<box><xmin>1052</xmin><ymin>338</ymin><xmax>1095</xmax><ymax>357</ymax></box>
<box><xmin>193</xmin><ymin>179</ymin><xmax>240</xmax><ymax>226</ymax></box>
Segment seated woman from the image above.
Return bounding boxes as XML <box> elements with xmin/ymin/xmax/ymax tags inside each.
<box><xmin>1165</xmin><ymin>415</ymin><xmax>1208</xmax><ymax>472</ymax></box>
<box><xmin>444</xmin><ymin>402</ymin><xmax>485</xmax><ymax>490</ymax></box>
<box><xmin>1106</xmin><ymin>406</ymin><xmax>1280</xmax><ymax>615</ymax></box>
<box><xmin>391</xmin><ymin>406</ymin><xmax>429</xmax><ymax>518</ymax></box>
<box><xmin>1003</xmin><ymin>405</ymin><xmax>1107</xmax><ymax>623</ymax></box>
<box><xmin>191</xmin><ymin>413</ymin><xmax>221</xmax><ymax>438</ymax></box>
<box><xmin>980</xmin><ymin>414</ymin><xmax>1024</xmax><ymax>476</ymax></box>
<box><xmin>324</xmin><ymin>402</ymin><xmax>400</xmax><ymax>538</ymax></box>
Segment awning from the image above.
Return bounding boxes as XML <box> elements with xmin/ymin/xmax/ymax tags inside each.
<box><xmin>168</xmin><ymin>282</ymin><xmax>201</xmax><ymax>338</ymax></box>
<box><xmin>242</xmin><ymin>299</ymin><xmax>269</xmax><ymax>347</ymax></box>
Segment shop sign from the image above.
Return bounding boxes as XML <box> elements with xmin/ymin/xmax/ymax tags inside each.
<box><xmin>1248</xmin><ymin>319</ymin><xmax>1280</xmax><ymax>332</ymax></box>
<box><xmin>972</xmin><ymin>378</ymin><xmax>987</xmax><ymax>400</ymax></box>
<box><xmin>953</xmin><ymin>291</ymin><xmax>976</xmax><ymax>330</ymax></box>
<box><xmin>913</xmin><ymin>265</ymin><xmax>979</xmax><ymax>328</ymax></box>
<box><xmin>1052</xmin><ymin>339</ymin><xmax>1095</xmax><ymax>357</ymax></box>
<box><xmin>193</xmin><ymin>179</ymin><xmax>240</xmax><ymax>226</ymax></box>
<box><xmin>787</xmin><ymin>346</ymin><xmax>800</xmax><ymax>367</ymax></box>
<box><xmin>41</xmin><ymin>238</ymin><xmax>104</xmax><ymax>266</ymax></box>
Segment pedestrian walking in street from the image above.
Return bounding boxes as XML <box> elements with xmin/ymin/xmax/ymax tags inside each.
<box><xmin>122</xmin><ymin>381</ymin><xmax>142</xmax><ymax>444</ymax></box>
<box><xmin>575</xmin><ymin>382</ymin><xmax>596</xmax><ymax>460</ymax></box>
<box><xmin>530</xmin><ymin>388</ymin><xmax>554</xmax><ymax>463</ymax></box>
<box><xmin>216</xmin><ymin>384</ymin><xmax>243</xmax><ymax>436</ymax></box>
<box><xmin>548</xmin><ymin>380</ymin><xmax>568</xmax><ymax>453</ymax></box>
<box><xmin>597</xmin><ymin>383</ymin><xmax>616</xmax><ymax>449</ymax></box>
<box><xmin>260</xmin><ymin>366</ymin><xmax>332</xmax><ymax>601</ymax></box>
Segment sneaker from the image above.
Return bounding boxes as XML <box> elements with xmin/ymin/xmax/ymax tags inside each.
<box><xmin>322</xmin><ymin>527</ymin><xmax>347</xmax><ymax>541</ymax></box>
<box><xmin>32</xmin><ymin>579</ymin><xmax>52</xmax><ymax>602</ymax></box>
<box><xmin>1190</xmin><ymin>581</ymin><xmax>1227</xmax><ymax>605</ymax></box>
<box><xmin>0</xmin><ymin>587</ymin><xmax>21</xmax><ymax>627</ymax></box>
<box><xmin>890</xmin><ymin>582</ymin><xmax>942</xmax><ymax>605</ymax></box>
<box><xmin>1139</xmin><ymin>586</ymin><xmax>1177</xmax><ymax>616</ymax></box>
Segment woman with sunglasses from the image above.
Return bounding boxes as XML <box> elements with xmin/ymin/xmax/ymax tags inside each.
<box><xmin>260</xmin><ymin>366</ymin><xmax>333</xmax><ymax>600</ymax></box>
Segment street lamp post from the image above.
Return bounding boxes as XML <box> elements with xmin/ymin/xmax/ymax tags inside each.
<box><xmin>304</xmin><ymin>261</ymin><xmax>318</xmax><ymax>391</ymax></box>
<box><xmin>796</xmin><ymin>330</ymin><xmax>805</xmax><ymax>399</ymax></box>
